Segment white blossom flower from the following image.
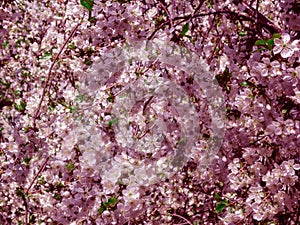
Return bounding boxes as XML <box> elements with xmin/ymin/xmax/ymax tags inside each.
<box><xmin>273</xmin><ymin>33</ymin><xmax>299</xmax><ymax>58</ymax></box>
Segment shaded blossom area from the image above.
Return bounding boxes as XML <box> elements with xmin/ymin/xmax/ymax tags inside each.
<box><xmin>0</xmin><ymin>0</ymin><xmax>300</xmax><ymax>224</ymax></box>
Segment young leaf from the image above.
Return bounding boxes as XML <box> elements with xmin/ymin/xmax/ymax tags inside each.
<box><xmin>273</xmin><ymin>33</ymin><xmax>281</xmax><ymax>38</ymax></box>
<box><xmin>254</xmin><ymin>39</ymin><xmax>266</xmax><ymax>46</ymax></box>
<box><xmin>54</xmin><ymin>193</ymin><xmax>62</xmax><ymax>200</ymax></box>
<box><xmin>215</xmin><ymin>200</ymin><xmax>228</xmax><ymax>213</ymax></box>
<box><xmin>265</xmin><ymin>38</ymin><xmax>274</xmax><ymax>48</ymax></box>
<box><xmin>80</xmin><ymin>0</ymin><xmax>94</xmax><ymax>11</ymax></box>
<box><xmin>106</xmin><ymin>118</ymin><xmax>119</xmax><ymax>127</ymax></box>
<box><xmin>98</xmin><ymin>207</ymin><xmax>105</xmax><ymax>215</ymax></box>
<box><xmin>68</xmin><ymin>44</ymin><xmax>76</xmax><ymax>49</ymax></box>
<box><xmin>240</xmin><ymin>81</ymin><xmax>250</xmax><ymax>87</ymax></box>
<box><xmin>181</xmin><ymin>23</ymin><xmax>190</xmax><ymax>37</ymax></box>
<box><xmin>214</xmin><ymin>193</ymin><xmax>221</xmax><ymax>200</ymax></box>
<box><xmin>75</xmin><ymin>94</ymin><xmax>85</xmax><ymax>102</ymax></box>
<box><xmin>2</xmin><ymin>41</ymin><xmax>8</xmax><ymax>47</ymax></box>
<box><xmin>41</xmin><ymin>51</ymin><xmax>53</xmax><ymax>60</ymax></box>
<box><xmin>66</xmin><ymin>162</ymin><xmax>75</xmax><ymax>172</ymax></box>
<box><xmin>99</xmin><ymin>196</ymin><xmax>118</xmax><ymax>214</ymax></box>
<box><xmin>238</xmin><ymin>31</ymin><xmax>247</xmax><ymax>36</ymax></box>
<box><xmin>22</xmin><ymin>156</ymin><xmax>32</xmax><ymax>166</ymax></box>
<box><xmin>216</xmin><ymin>199</ymin><xmax>228</xmax><ymax>213</ymax></box>
<box><xmin>14</xmin><ymin>100</ymin><xmax>26</xmax><ymax>112</ymax></box>
<box><xmin>107</xmin><ymin>196</ymin><xmax>118</xmax><ymax>206</ymax></box>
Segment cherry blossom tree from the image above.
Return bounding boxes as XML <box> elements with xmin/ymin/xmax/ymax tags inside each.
<box><xmin>0</xmin><ymin>0</ymin><xmax>300</xmax><ymax>224</ymax></box>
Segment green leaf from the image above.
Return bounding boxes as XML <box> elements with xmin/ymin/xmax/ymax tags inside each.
<box><xmin>106</xmin><ymin>118</ymin><xmax>119</xmax><ymax>127</ymax></box>
<box><xmin>37</xmin><ymin>176</ymin><xmax>46</xmax><ymax>185</ymax></box>
<box><xmin>41</xmin><ymin>51</ymin><xmax>52</xmax><ymax>60</ymax></box>
<box><xmin>14</xmin><ymin>100</ymin><xmax>26</xmax><ymax>112</ymax></box>
<box><xmin>103</xmin><ymin>196</ymin><xmax>118</xmax><ymax>207</ymax></box>
<box><xmin>2</xmin><ymin>41</ymin><xmax>8</xmax><ymax>47</ymax></box>
<box><xmin>181</xmin><ymin>23</ymin><xmax>190</xmax><ymax>37</ymax></box>
<box><xmin>70</xmin><ymin>105</ymin><xmax>79</xmax><ymax>114</ymax></box>
<box><xmin>54</xmin><ymin>193</ymin><xmax>62</xmax><ymax>200</ymax></box>
<box><xmin>265</xmin><ymin>38</ymin><xmax>274</xmax><ymax>48</ymax></box>
<box><xmin>16</xmin><ymin>188</ymin><xmax>25</xmax><ymax>198</ymax></box>
<box><xmin>56</xmin><ymin>181</ymin><xmax>64</xmax><ymax>188</ymax></box>
<box><xmin>75</xmin><ymin>94</ymin><xmax>85</xmax><ymax>102</ymax></box>
<box><xmin>254</xmin><ymin>39</ymin><xmax>266</xmax><ymax>46</ymax></box>
<box><xmin>207</xmin><ymin>0</ymin><xmax>214</xmax><ymax>8</ymax></box>
<box><xmin>80</xmin><ymin>0</ymin><xmax>94</xmax><ymax>11</ymax></box>
<box><xmin>240</xmin><ymin>81</ymin><xmax>255</xmax><ymax>88</ymax></box>
<box><xmin>22</xmin><ymin>156</ymin><xmax>31</xmax><ymax>166</ymax></box>
<box><xmin>13</xmin><ymin>90</ymin><xmax>21</xmax><ymax>97</ymax></box>
<box><xmin>88</xmin><ymin>16</ymin><xmax>96</xmax><ymax>23</ymax></box>
<box><xmin>257</xmin><ymin>47</ymin><xmax>267</xmax><ymax>52</ymax></box>
<box><xmin>214</xmin><ymin>193</ymin><xmax>221</xmax><ymax>200</ymax></box>
<box><xmin>215</xmin><ymin>200</ymin><xmax>228</xmax><ymax>213</ymax></box>
<box><xmin>66</xmin><ymin>162</ymin><xmax>75</xmax><ymax>172</ymax></box>
<box><xmin>273</xmin><ymin>33</ymin><xmax>281</xmax><ymax>38</ymax></box>
<box><xmin>68</xmin><ymin>44</ymin><xmax>76</xmax><ymax>49</ymax></box>
<box><xmin>238</xmin><ymin>31</ymin><xmax>247</xmax><ymax>36</ymax></box>
<box><xmin>29</xmin><ymin>214</ymin><xmax>36</xmax><ymax>223</ymax></box>
<box><xmin>240</xmin><ymin>81</ymin><xmax>250</xmax><ymax>87</ymax></box>
<box><xmin>84</xmin><ymin>59</ymin><xmax>92</xmax><ymax>65</ymax></box>
<box><xmin>98</xmin><ymin>207</ymin><xmax>105</xmax><ymax>214</ymax></box>
<box><xmin>107</xmin><ymin>196</ymin><xmax>118</xmax><ymax>206</ymax></box>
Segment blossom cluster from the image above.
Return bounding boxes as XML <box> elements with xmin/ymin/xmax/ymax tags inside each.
<box><xmin>0</xmin><ymin>0</ymin><xmax>300</xmax><ymax>224</ymax></box>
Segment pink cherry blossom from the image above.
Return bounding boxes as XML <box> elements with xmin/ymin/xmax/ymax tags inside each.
<box><xmin>1</xmin><ymin>0</ymin><xmax>300</xmax><ymax>224</ymax></box>
<box><xmin>273</xmin><ymin>33</ymin><xmax>299</xmax><ymax>58</ymax></box>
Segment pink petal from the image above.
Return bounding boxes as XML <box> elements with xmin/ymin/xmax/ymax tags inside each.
<box><xmin>281</xmin><ymin>33</ymin><xmax>291</xmax><ymax>44</ymax></box>
<box><xmin>261</xmin><ymin>68</ymin><xmax>268</xmax><ymax>77</ymax></box>
<box><xmin>262</xmin><ymin>57</ymin><xmax>270</xmax><ymax>64</ymax></box>
<box><xmin>273</xmin><ymin>45</ymin><xmax>282</xmax><ymax>55</ymax></box>
<box><xmin>274</xmin><ymin>38</ymin><xmax>283</xmax><ymax>46</ymax></box>
<box><xmin>257</xmin><ymin>62</ymin><xmax>266</xmax><ymax>69</ymax></box>
<box><xmin>271</xmin><ymin>60</ymin><xmax>280</xmax><ymax>68</ymax></box>
<box><xmin>281</xmin><ymin>47</ymin><xmax>294</xmax><ymax>58</ymax></box>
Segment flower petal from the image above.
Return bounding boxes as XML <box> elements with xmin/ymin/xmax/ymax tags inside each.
<box><xmin>261</xmin><ymin>68</ymin><xmax>268</xmax><ymax>77</ymax></box>
<box><xmin>281</xmin><ymin>47</ymin><xmax>294</xmax><ymax>58</ymax></box>
<box><xmin>281</xmin><ymin>33</ymin><xmax>291</xmax><ymax>44</ymax></box>
<box><xmin>274</xmin><ymin>38</ymin><xmax>283</xmax><ymax>46</ymax></box>
<box><xmin>291</xmin><ymin>40</ymin><xmax>299</xmax><ymax>51</ymax></box>
<box><xmin>273</xmin><ymin>46</ymin><xmax>282</xmax><ymax>55</ymax></box>
<box><xmin>271</xmin><ymin>60</ymin><xmax>280</xmax><ymax>68</ymax></box>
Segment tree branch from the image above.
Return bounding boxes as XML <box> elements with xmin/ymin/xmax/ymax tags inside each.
<box><xmin>33</xmin><ymin>22</ymin><xmax>81</xmax><ymax>128</ymax></box>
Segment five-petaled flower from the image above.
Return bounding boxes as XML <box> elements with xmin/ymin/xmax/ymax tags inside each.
<box><xmin>273</xmin><ymin>33</ymin><xmax>299</xmax><ymax>58</ymax></box>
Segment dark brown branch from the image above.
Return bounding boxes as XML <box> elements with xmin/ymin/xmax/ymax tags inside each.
<box><xmin>158</xmin><ymin>0</ymin><xmax>174</xmax><ymax>28</ymax></box>
<box><xmin>242</xmin><ymin>1</ymin><xmax>281</xmax><ymax>34</ymax></box>
<box><xmin>33</xmin><ymin>22</ymin><xmax>81</xmax><ymax>128</ymax></box>
<box><xmin>147</xmin><ymin>8</ymin><xmax>281</xmax><ymax>40</ymax></box>
<box><xmin>25</xmin><ymin>155</ymin><xmax>50</xmax><ymax>195</ymax></box>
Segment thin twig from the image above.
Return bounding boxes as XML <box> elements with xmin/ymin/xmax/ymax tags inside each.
<box><xmin>23</xmin><ymin>155</ymin><xmax>50</xmax><ymax>223</ymax></box>
<box><xmin>25</xmin><ymin>155</ymin><xmax>50</xmax><ymax>195</ymax></box>
<box><xmin>255</xmin><ymin>0</ymin><xmax>259</xmax><ymax>32</ymax></box>
<box><xmin>148</xmin><ymin>21</ymin><xmax>170</xmax><ymax>40</ymax></box>
<box><xmin>23</xmin><ymin>194</ymin><xmax>29</xmax><ymax>225</ymax></box>
<box><xmin>207</xmin><ymin>34</ymin><xmax>223</xmax><ymax>65</ymax></box>
<box><xmin>172</xmin><ymin>213</ymin><xmax>193</xmax><ymax>225</ymax></box>
<box><xmin>47</xmin><ymin>22</ymin><xmax>81</xmax><ymax>92</ymax></box>
<box><xmin>33</xmin><ymin>22</ymin><xmax>81</xmax><ymax>128</ymax></box>
<box><xmin>158</xmin><ymin>0</ymin><xmax>174</xmax><ymax>29</ymax></box>
<box><xmin>148</xmin><ymin>9</ymin><xmax>280</xmax><ymax>40</ymax></box>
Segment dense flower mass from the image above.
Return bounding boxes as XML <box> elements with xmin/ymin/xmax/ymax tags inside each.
<box><xmin>0</xmin><ymin>0</ymin><xmax>300</xmax><ymax>224</ymax></box>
